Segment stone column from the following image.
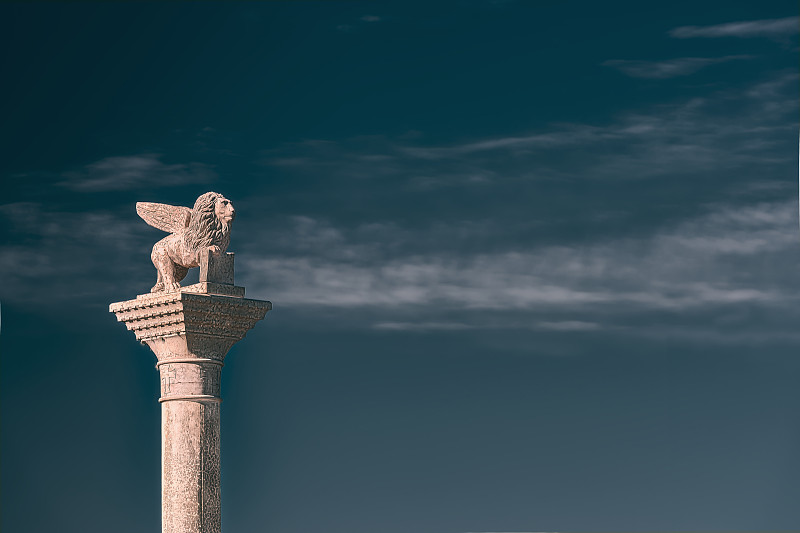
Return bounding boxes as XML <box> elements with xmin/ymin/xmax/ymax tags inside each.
<box><xmin>110</xmin><ymin>278</ymin><xmax>270</xmax><ymax>533</ymax></box>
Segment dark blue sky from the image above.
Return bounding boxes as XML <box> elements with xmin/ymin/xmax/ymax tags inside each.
<box><xmin>2</xmin><ymin>2</ymin><xmax>799</xmax><ymax>532</ymax></box>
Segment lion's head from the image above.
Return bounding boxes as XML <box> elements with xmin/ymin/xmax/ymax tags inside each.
<box><xmin>184</xmin><ymin>191</ymin><xmax>235</xmax><ymax>252</ymax></box>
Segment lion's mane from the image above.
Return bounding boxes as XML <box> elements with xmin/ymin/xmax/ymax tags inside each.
<box><xmin>184</xmin><ymin>191</ymin><xmax>231</xmax><ymax>253</ymax></box>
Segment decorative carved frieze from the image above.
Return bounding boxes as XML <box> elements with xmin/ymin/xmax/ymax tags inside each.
<box><xmin>110</xmin><ymin>289</ymin><xmax>270</xmax><ymax>343</ymax></box>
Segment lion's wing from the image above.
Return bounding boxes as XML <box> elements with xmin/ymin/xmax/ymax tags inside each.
<box><xmin>136</xmin><ymin>202</ymin><xmax>192</xmax><ymax>233</ymax></box>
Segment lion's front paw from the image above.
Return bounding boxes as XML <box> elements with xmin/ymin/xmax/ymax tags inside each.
<box><xmin>208</xmin><ymin>245</ymin><xmax>221</xmax><ymax>256</ymax></box>
<box><xmin>165</xmin><ymin>281</ymin><xmax>181</xmax><ymax>292</ymax></box>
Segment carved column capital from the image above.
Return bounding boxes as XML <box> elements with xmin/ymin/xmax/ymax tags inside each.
<box><xmin>110</xmin><ymin>285</ymin><xmax>270</xmax><ymax>344</ymax></box>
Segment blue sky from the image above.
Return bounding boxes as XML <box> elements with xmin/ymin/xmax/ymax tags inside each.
<box><xmin>1</xmin><ymin>2</ymin><xmax>799</xmax><ymax>532</ymax></box>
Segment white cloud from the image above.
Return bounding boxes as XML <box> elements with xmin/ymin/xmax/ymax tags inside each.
<box><xmin>602</xmin><ymin>55</ymin><xmax>752</xmax><ymax>79</ymax></box>
<box><xmin>670</xmin><ymin>16</ymin><xmax>799</xmax><ymax>39</ymax></box>
<box><xmin>0</xmin><ymin>203</ymin><xmax>155</xmax><ymax>303</ymax></box>
<box><xmin>241</xmin><ymin>199</ymin><xmax>800</xmax><ymax>318</ymax></box>
<box><xmin>535</xmin><ymin>321</ymin><xmax>601</xmax><ymax>331</ymax></box>
<box><xmin>5</xmin><ymin>69</ymin><xmax>794</xmax><ymax>347</ymax></box>
<box><xmin>359</xmin><ymin>71</ymin><xmax>795</xmax><ymax>171</ymax></box>
<box><xmin>373</xmin><ymin>321</ymin><xmax>472</xmax><ymax>331</ymax></box>
<box><xmin>243</xmin><ymin>71</ymin><xmax>799</xmax><ymax>338</ymax></box>
<box><xmin>60</xmin><ymin>154</ymin><xmax>215</xmax><ymax>192</ymax></box>
<box><xmin>337</xmin><ymin>14</ymin><xmax>383</xmax><ymax>32</ymax></box>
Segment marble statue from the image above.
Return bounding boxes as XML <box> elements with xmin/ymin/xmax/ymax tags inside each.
<box><xmin>137</xmin><ymin>192</ymin><xmax>235</xmax><ymax>292</ymax></box>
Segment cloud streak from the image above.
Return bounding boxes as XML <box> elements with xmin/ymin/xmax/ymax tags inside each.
<box><xmin>373</xmin><ymin>321</ymin><xmax>472</xmax><ymax>331</ymax></box>
<box><xmin>403</xmin><ymin>74</ymin><xmax>796</xmax><ymax>163</ymax></box>
<box><xmin>60</xmin><ymin>154</ymin><xmax>215</xmax><ymax>192</ymax></box>
<box><xmin>0</xmin><ymin>202</ymin><xmax>158</xmax><ymax>304</ymax></box>
<box><xmin>261</xmin><ymin>71</ymin><xmax>797</xmax><ymax>195</ymax></box>
<box><xmin>242</xmin><ymin>69</ymin><xmax>800</xmax><ymax>341</ymax></box>
<box><xmin>602</xmin><ymin>55</ymin><xmax>752</xmax><ymax>79</ymax></box>
<box><xmin>4</xmin><ymin>71</ymin><xmax>796</xmax><ymax>346</ymax></box>
<box><xmin>670</xmin><ymin>16</ymin><xmax>799</xmax><ymax>39</ymax></box>
<box><xmin>240</xmin><ymin>199</ymin><xmax>800</xmax><ymax>332</ymax></box>
<box><xmin>337</xmin><ymin>14</ymin><xmax>383</xmax><ymax>32</ymax></box>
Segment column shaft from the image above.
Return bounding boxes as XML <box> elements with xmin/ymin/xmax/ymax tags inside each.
<box><xmin>162</xmin><ymin>400</ymin><xmax>221</xmax><ymax>533</ymax></box>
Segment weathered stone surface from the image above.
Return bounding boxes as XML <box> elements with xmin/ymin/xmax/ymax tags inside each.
<box><xmin>200</xmin><ymin>251</ymin><xmax>235</xmax><ymax>285</ymax></box>
<box><xmin>185</xmin><ymin>282</ymin><xmax>245</xmax><ymax>298</ymax></box>
<box><xmin>137</xmin><ymin>192</ymin><xmax>236</xmax><ymax>293</ymax></box>
<box><xmin>111</xmin><ymin>283</ymin><xmax>270</xmax><ymax>533</ymax></box>
<box><xmin>109</xmin><ymin>290</ymin><xmax>268</xmax><ymax>342</ymax></box>
<box><xmin>162</xmin><ymin>401</ymin><xmax>220</xmax><ymax>533</ymax></box>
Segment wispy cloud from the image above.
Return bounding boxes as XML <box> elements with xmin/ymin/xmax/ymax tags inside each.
<box><xmin>373</xmin><ymin>321</ymin><xmax>472</xmax><ymax>331</ymax></box>
<box><xmin>261</xmin><ymin>71</ymin><xmax>797</xmax><ymax>187</ymax></box>
<box><xmin>602</xmin><ymin>55</ymin><xmax>752</xmax><ymax>79</ymax></box>
<box><xmin>245</xmin><ymin>70</ymin><xmax>799</xmax><ymax>339</ymax></box>
<box><xmin>410</xmin><ymin>76</ymin><xmax>796</xmax><ymax>163</ymax></box>
<box><xmin>670</xmin><ymin>16</ymin><xmax>799</xmax><ymax>39</ymax></box>
<box><xmin>337</xmin><ymin>14</ymin><xmax>383</xmax><ymax>32</ymax></box>
<box><xmin>5</xmin><ymin>69</ymin><xmax>796</xmax><ymax>347</ymax></box>
<box><xmin>0</xmin><ymin>202</ymin><xmax>154</xmax><ymax>304</ymax></box>
<box><xmin>240</xmin><ymin>199</ymin><xmax>800</xmax><ymax>330</ymax></box>
<box><xmin>535</xmin><ymin>321</ymin><xmax>601</xmax><ymax>331</ymax></box>
<box><xmin>60</xmin><ymin>154</ymin><xmax>215</xmax><ymax>192</ymax></box>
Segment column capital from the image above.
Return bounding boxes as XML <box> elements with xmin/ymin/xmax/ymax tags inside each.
<box><xmin>110</xmin><ymin>283</ymin><xmax>271</xmax><ymax>345</ymax></box>
<box><xmin>110</xmin><ymin>285</ymin><xmax>271</xmax><ymax>403</ymax></box>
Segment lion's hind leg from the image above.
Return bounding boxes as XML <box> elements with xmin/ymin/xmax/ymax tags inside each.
<box><xmin>151</xmin><ymin>244</ymin><xmax>166</xmax><ymax>293</ymax></box>
<box><xmin>151</xmin><ymin>238</ymin><xmax>177</xmax><ymax>292</ymax></box>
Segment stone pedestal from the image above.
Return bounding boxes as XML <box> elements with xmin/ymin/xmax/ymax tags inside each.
<box><xmin>110</xmin><ymin>283</ymin><xmax>270</xmax><ymax>533</ymax></box>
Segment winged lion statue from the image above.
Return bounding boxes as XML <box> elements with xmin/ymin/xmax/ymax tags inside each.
<box><xmin>137</xmin><ymin>191</ymin><xmax>235</xmax><ymax>292</ymax></box>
